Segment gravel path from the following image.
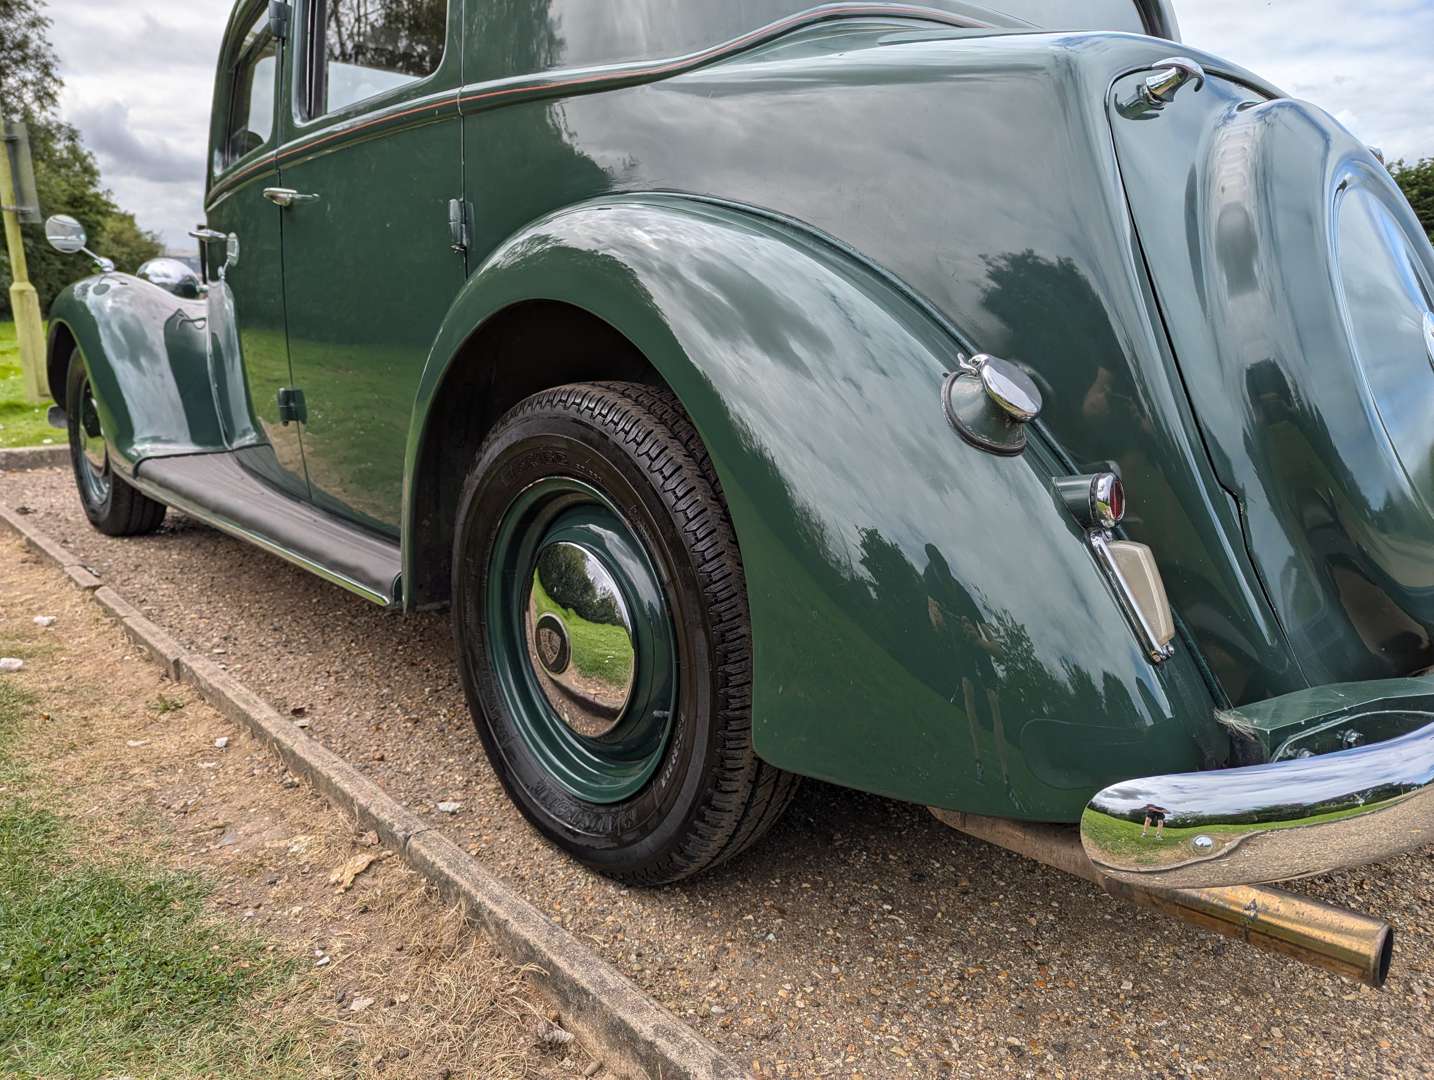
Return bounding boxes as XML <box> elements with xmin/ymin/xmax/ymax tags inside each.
<box><xmin>7</xmin><ymin>466</ymin><xmax>1433</xmax><ymax>1078</ymax></box>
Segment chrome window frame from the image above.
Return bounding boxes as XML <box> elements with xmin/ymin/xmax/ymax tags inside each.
<box><xmin>292</xmin><ymin>0</ymin><xmax>451</xmax><ymax>126</ymax></box>
<box><xmin>216</xmin><ymin>6</ymin><xmax>281</xmax><ymax>174</ymax></box>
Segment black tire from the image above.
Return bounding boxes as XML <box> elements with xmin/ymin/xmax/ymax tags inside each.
<box><xmin>64</xmin><ymin>347</ymin><xmax>166</xmax><ymax>537</ymax></box>
<box><xmin>453</xmin><ymin>381</ymin><xmax>798</xmax><ymax>884</ymax></box>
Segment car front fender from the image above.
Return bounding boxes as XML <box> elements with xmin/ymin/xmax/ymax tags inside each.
<box><xmin>407</xmin><ymin>195</ymin><xmax>1223</xmax><ymax>819</ymax></box>
<box><xmin>48</xmin><ymin>273</ymin><xmax>220</xmax><ymax>475</ymax></box>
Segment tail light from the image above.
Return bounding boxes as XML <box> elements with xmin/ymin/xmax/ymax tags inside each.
<box><xmin>1057</xmin><ymin>472</ymin><xmax>1175</xmax><ymax>663</ymax></box>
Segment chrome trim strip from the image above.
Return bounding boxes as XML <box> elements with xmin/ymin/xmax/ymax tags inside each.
<box><xmin>1082</xmin><ymin>717</ymin><xmax>1434</xmax><ymax>888</ymax></box>
<box><xmin>455</xmin><ymin>5</ymin><xmax>997</xmax><ymax>114</ymax></box>
<box><xmin>127</xmin><ymin>471</ymin><xmax>396</xmax><ymax>608</ymax></box>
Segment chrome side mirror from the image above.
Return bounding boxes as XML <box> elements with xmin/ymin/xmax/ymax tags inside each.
<box><xmin>44</xmin><ymin>214</ymin><xmax>87</xmax><ymax>253</ymax></box>
<box><xmin>44</xmin><ymin>214</ymin><xmax>115</xmax><ymax>272</ymax></box>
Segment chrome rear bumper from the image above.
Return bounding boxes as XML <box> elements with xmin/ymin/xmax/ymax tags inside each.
<box><xmin>1081</xmin><ymin>717</ymin><xmax>1434</xmax><ymax>888</ymax></box>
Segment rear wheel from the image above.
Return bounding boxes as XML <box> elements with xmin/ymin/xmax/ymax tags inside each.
<box><xmin>64</xmin><ymin>349</ymin><xmax>166</xmax><ymax>536</ymax></box>
<box><xmin>453</xmin><ymin>381</ymin><xmax>798</xmax><ymax>884</ymax></box>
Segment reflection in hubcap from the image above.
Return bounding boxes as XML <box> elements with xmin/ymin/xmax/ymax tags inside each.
<box><xmin>534</xmin><ymin>612</ymin><xmax>571</xmax><ymax>675</ymax></box>
<box><xmin>526</xmin><ymin>540</ymin><xmax>636</xmax><ymax>736</ymax></box>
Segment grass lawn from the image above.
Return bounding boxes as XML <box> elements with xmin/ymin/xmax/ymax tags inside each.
<box><xmin>1080</xmin><ymin>798</ymin><xmax>1402</xmax><ymax>869</ymax></box>
<box><xmin>0</xmin><ymin>319</ymin><xmax>59</xmax><ymax>449</ymax></box>
<box><xmin>0</xmin><ymin>538</ymin><xmax>570</xmax><ymax>1079</ymax></box>
<box><xmin>0</xmin><ymin>678</ymin><xmax>301</xmax><ymax>1078</ymax></box>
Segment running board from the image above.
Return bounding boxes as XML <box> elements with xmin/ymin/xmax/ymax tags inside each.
<box><xmin>133</xmin><ymin>452</ymin><xmax>401</xmax><ymax>606</ymax></box>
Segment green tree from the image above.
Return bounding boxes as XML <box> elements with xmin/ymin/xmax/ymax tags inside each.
<box><xmin>1390</xmin><ymin>157</ymin><xmax>1434</xmax><ymax>244</ymax></box>
<box><xmin>0</xmin><ymin>0</ymin><xmax>161</xmax><ymax>317</ymax></box>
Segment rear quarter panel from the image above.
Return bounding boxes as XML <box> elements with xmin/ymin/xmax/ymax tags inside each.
<box><xmin>412</xmin><ymin>196</ymin><xmax>1224</xmax><ymax>820</ymax></box>
<box><xmin>456</xmin><ymin>23</ymin><xmax>1300</xmax><ymax>707</ymax></box>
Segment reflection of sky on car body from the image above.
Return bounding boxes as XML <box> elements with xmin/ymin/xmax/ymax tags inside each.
<box><xmin>41</xmin><ymin>1</ymin><xmax>1434</xmax><ymax>249</ymax></box>
<box><xmin>543</xmin><ymin>205</ymin><xmax>1164</xmax><ymax>721</ymax></box>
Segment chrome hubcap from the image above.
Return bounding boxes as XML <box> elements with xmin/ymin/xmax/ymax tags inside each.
<box><xmin>526</xmin><ymin>540</ymin><xmax>637</xmax><ymax>737</ymax></box>
<box><xmin>486</xmin><ymin>476</ymin><xmax>676</xmax><ymax>804</ymax></box>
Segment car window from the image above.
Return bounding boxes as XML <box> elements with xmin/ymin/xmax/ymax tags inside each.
<box><xmin>308</xmin><ymin>0</ymin><xmax>447</xmax><ymax>118</ymax></box>
<box><xmin>222</xmin><ymin>11</ymin><xmax>277</xmax><ymax>168</ymax></box>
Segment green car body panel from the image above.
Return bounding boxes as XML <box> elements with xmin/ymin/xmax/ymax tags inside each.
<box><xmin>407</xmin><ymin>194</ymin><xmax>1224</xmax><ymax>816</ymax></box>
<box><xmin>42</xmin><ymin>0</ymin><xmax>1434</xmax><ymax>823</ymax></box>
<box><xmin>1110</xmin><ymin>68</ymin><xmax>1434</xmax><ymax>691</ymax></box>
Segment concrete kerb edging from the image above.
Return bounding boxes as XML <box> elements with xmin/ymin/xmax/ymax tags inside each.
<box><xmin>0</xmin><ymin>497</ymin><xmax>746</xmax><ymax>1080</ymax></box>
<box><xmin>0</xmin><ymin>445</ymin><xmax>69</xmax><ymax>472</ymax></box>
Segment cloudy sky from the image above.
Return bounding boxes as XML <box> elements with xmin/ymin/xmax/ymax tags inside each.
<box><xmin>44</xmin><ymin>0</ymin><xmax>1434</xmax><ymax>250</ymax></box>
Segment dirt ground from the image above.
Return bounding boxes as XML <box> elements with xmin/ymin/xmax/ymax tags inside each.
<box><xmin>7</xmin><ymin>467</ymin><xmax>1434</xmax><ymax>1078</ymax></box>
<box><xmin>0</xmin><ymin>536</ymin><xmax>607</xmax><ymax>1079</ymax></box>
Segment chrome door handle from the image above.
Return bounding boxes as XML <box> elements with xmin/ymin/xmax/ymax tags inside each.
<box><xmin>262</xmin><ymin>187</ymin><xmax>320</xmax><ymax>207</ymax></box>
<box><xmin>189</xmin><ymin>226</ymin><xmax>239</xmax><ymax>280</ymax></box>
<box><xmin>1140</xmin><ymin>56</ymin><xmax>1206</xmax><ymax>105</ymax></box>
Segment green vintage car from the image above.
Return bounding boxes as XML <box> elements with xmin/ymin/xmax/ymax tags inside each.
<box><xmin>41</xmin><ymin>0</ymin><xmax>1434</xmax><ymax>974</ymax></box>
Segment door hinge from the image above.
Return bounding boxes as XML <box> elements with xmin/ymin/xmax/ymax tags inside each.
<box><xmin>447</xmin><ymin>198</ymin><xmax>469</xmax><ymax>255</ymax></box>
<box><xmin>268</xmin><ymin>0</ymin><xmax>291</xmax><ymax>39</ymax></box>
<box><xmin>276</xmin><ymin>386</ymin><xmax>307</xmax><ymax>425</ymax></box>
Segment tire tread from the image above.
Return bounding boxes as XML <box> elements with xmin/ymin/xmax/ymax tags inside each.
<box><xmin>474</xmin><ymin>380</ymin><xmax>798</xmax><ymax>883</ymax></box>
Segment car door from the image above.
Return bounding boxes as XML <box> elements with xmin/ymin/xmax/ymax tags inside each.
<box><xmin>203</xmin><ymin>3</ymin><xmax>309</xmax><ymax>500</ymax></box>
<box><xmin>273</xmin><ymin>0</ymin><xmax>464</xmax><ymax>535</ymax></box>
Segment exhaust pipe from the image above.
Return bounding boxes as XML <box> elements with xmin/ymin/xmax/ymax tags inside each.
<box><xmin>930</xmin><ymin>809</ymin><xmax>1393</xmax><ymax>988</ymax></box>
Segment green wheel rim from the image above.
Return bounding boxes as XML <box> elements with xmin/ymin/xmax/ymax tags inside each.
<box><xmin>487</xmin><ymin>477</ymin><xmax>677</xmax><ymax>804</ymax></box>
<box><xmin>71</xmin><ymin>375</ymin><xmax>111</xmax><ymax>506</ymax></box>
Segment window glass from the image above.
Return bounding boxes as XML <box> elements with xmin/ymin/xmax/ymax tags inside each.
<box><xmin>315</xmin><ymin>0</ymin><xmax>447</xmax><ymax>116</ymax></box>
<box><xmin>223</xmin><ymin>12</ymin><xmax>277</xmax><ymax>167</ymax></box>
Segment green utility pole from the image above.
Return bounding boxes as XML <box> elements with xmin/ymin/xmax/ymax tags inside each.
<box><xmin>0</xmin><ymin>121</ymin><xmax>49</xmax><ymax>402</ymax></box>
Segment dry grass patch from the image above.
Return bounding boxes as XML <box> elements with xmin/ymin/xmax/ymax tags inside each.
<box><xmin>0</xmin><ymin>538</ymin><xmax>604</xmax><ymax>1079</ymax></box>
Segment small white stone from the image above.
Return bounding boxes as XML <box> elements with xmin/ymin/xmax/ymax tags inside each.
<box><xmin>348</xmin><ymin>995</ymin><xmax>374</xmax><ymax>1012</ymax></box>
<box><xmin>33</xmin><ymin>615</ymin><xmax>55</xmax><ymax>627</ymax></box>
<box><xmin>198</xmin><ymin>761</ymin><xmax>218</xmax><ymax>769</ymax></box>
<box><xmin>214</xmin><ymin>736</ymin><xmax>229</xmax><ymax>749</ymax></box>
<box><xmin>0</xmin><ymin>658</ymin><xmax>24</xmax><ymax>672</ymax></box>
<box><xmin>126</xmin><ymin>739</ymin><xmax>150</xmax><ymax>748</ymax></box>
<box><xmin>436</xmin><ymin>801</ymin><xmax>461</xmax><ymax>814</ymax></box>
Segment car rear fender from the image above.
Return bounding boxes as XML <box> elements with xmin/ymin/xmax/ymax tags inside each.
<box><xmin>407</xmin><ymin>194</ymin><xmax>1223</xmax><ymax>819</ymax></box>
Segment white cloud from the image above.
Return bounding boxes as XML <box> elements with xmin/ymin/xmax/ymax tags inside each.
<box><xmin>48</xmin><ymin>0</ymin><xmax>231</xmax><ymax>250</ymax></box>
<box><xmin>1178</xmin><ymin>0</ymin><xmax>1434</xmax><ymax>164</ymax></box>
<box><xmin>42</xmin><ymin>1</ymin><xmax>1434</xmax><ymax>250</ymax></box>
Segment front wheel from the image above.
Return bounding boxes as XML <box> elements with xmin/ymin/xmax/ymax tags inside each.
<box><xmin>64</xmin><ymin>348</ymin><xmax>166</xmax><ymax>537</ymax></box>
<box><xmin>453</xmin><ymin>382</ymin><xmax>798</xmax><ymax>884</ymax></box>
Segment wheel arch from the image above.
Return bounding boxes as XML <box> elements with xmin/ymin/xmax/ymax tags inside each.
<box><xmin>405</xmin><ymin>299</ymin><xmax>662</xmax><ymax>607</ymax></box>
<box><xmin>46</xmin><ymin>318</ymin><xmax>80</xmax><ymax>412</ymax></box>
<box><xmin>403</xmin><ymin>194</ymin><xmax>1221</xmax><ymax>818</ymax></box>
